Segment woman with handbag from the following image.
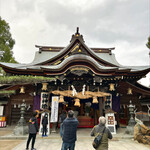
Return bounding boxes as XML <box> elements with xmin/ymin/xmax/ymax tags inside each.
<box><xmin>91</xmin><ymin>116</ymin><xmax>112</xmax><ymax>150</ymax></box>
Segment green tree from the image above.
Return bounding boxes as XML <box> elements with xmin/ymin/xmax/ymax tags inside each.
<box><xmin>0</xmin><ymin>17</ymin><xmax>17</xmax><ymax>63</ymax></box>
<box><xmin>146</xmin><ymin>36</ymin><xmax>150</xmax><ymax>49</ymax></box>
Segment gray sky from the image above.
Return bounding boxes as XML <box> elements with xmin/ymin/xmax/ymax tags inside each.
<box><xmin>0</xmin><ymin>0</ymin><xmax>150</xmax><ymax>86</ymax></box>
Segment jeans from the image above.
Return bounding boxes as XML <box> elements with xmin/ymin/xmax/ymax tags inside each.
<box><xmin>61</xmin><ymin>142</ymin><xmax>75</xmax><ymax>150</ymax></box>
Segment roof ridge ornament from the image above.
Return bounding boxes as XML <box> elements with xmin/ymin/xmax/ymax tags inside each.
<box><xmin>75</xmin><ymin>27</ymin><xmax>80</xmax><ymax>37</ymax></box>
<box><xmin>70</xmin><ymin>27</ymin><xmax>85</xmax><ymax>43</ymax></box>
<box><xmin>76</xmin><ymin>27</ymin><xmax>79</xmax><ymax>34</ymax></box>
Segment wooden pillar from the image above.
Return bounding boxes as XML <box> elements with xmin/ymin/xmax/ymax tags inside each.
<box><xmin>80</xmin><ymin>103</ymin><xmax>83</xmax><ymax>115</ymax></box>
<box><xmin>125</xmin><ymin>104</ymin><xmax>128</xmax><ymax>125</ymax></box>
<box><xmin>99</xmin><ymin>97</ymin><xmax>103</xmax><ymax>117</ymax></box>
<box><xmin>63</xmin><ymin>104</ymin><xmax>66</xmax><ymax>110</ymax></box>
<box><xmin>8</xmin><ymin>97</ymin><xmax>12</xmax><ymax>125</ymax></box>
<box><xmin>5</xmin><ymin>103</ymin><xmax>9</xmax><ymax>124</ymax></box>
<box><xmin>94</xmin><ymin>109</ymin><xmax>97</xmax><ymax>125</ymax></box>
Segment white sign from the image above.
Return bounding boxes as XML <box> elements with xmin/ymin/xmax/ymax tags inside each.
<box><xmin>50</xmin><ymin>96</ymin><xmax>59</xmax><ymax>122</ymax></box>
<box><xmin>105</xmin><ymin>113</ymin><xmax>116</xmax><ymax>134</ymax></box>
<box><xmin>39</xmin><ymin>112</ymin><xmax>50</xmax><ymax>135</ymax></box>
<box><xmin>0</xmin><ymin>106</ymin><xmax>4</xmax><ymax>116</ymax></box>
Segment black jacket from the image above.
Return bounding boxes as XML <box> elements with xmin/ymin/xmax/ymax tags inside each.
<box><xmin>62</xmin><ymin>117</ymin><xmax>79</xmax><ymax>143</ymax></box>
<box><xmin>42</xmin><ymin>116</ymin><xmax>48</xmax><ymax>126</ymax></box>
<box><xmin>28</xmin><ymin>117</ymin><xmax>39</xmax><ymax>134</ymax></box>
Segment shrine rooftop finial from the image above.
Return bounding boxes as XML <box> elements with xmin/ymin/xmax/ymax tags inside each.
<box><xmin>76</xmin><ymin>27</ymin><xmax>79</xmax><ymax>34</ymax></box>
<box><xmin>70</xmin><ymin>27</ymin><xmax>84</xmax><ymax>42</ymax></box>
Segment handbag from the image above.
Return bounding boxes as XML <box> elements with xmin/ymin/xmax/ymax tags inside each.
<box><xmin>92</xmin><ymin>127</ymin><xmax>105</xmax><ymax>149</ymax></box>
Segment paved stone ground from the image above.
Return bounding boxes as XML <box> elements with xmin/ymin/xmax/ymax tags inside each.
<box><xmin>0</xmin><ymin>127</ymin><xmax>150</xmax><ymax>150</ymax></box>
<box><xmin>0</xmin><ymin>140</ymin><xmax>23</xmax><ymax>150</ymax></box>
<box><xmin>12</xmin><ymin>138</ymin><xmax>150</xmax><ymax>150</ymax></box>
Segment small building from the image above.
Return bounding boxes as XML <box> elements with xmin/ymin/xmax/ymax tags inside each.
<box><xmin>0</xmin><ymin>28</ymin><xmax>150</xmax><ymax>127</ymax></box>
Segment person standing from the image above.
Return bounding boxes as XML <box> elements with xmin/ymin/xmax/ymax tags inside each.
<box><xmin>59</xmin><ymin>110</ymin><xmax>67</xmax><ymax>137</ymax></box>
<box><xmin>42</xmin><ymin>113</ymin><xmax>48</xmax><ymax>137</ymax></box>
<box><xmin>61</xmin><ymin>110</ymin><xmax>79</xmax><ymax>150</ymax></box>
<box><xmin>26</xmin><ymin>111</ymin><xmax>39</xmax><ymax>150</ymax></box>
<box><xmin>91</xmin><ymin>116</ymin><xmax>112</xmax><ymax>150</ymax></box>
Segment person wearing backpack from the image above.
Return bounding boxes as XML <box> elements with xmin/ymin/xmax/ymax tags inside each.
<box><xmin>26</xmin><ymin>111</ymin><xmax>39</xmax><ymax>150</ymax></box>
<box><xmin>91</xmin><ymin>116</ymin><xmax>112</xmax><ymax>150</ymax></box>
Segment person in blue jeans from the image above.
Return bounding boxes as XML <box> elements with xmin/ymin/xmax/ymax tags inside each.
<box><xmin>61</xmin><ymin>110</ymin><xmax>79</xmax><ymax>150</ymax></box>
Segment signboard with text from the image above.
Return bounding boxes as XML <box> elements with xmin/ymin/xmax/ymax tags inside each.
<box><xmin>105</xmin><ymin>113</ymin><xmax>116</xmax><ymax>134</ymax></box>
<box><xmin>50</xmin><ymin>96</ymin><xmax>59</xmax><ymax>123</ymax></box>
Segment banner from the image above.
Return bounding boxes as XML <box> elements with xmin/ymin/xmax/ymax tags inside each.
<box><xmin>50</xmin><ymin>96</ymin><xmax>59</xmax><ymax>122</ymax></box>
<box><xmin>0</xmin><ymin>106</ymin><xmax>4</xmax><ymax>116</ymax></box>
<box><xmin>40</xmin><ymin>92</ymin><xmax>49</xmax><ymax>110</ymax></box>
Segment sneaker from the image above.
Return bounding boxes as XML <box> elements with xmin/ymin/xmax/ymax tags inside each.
<box><xmin>26</xmin><ymin>149</ymin><xmax>29</xmax><ymax>150</ymax></box>
<box><xmin>31</xmin><ymin>148</ymin><xmax>36</xmax><ymax>150</ymax></box>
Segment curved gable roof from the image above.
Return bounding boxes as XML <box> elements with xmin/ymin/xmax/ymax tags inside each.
<box><xmin>0</xmin><ymin>29</ymin><xmax>149</xmax><ymax>77</ymax></box>
<box><xmin>31</xmin><ymin>31</ymin><xmax>119</xmax><ymax>67</ymax></box>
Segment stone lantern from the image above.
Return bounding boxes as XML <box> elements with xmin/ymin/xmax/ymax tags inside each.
<box><xmin>13</xmin><ymin>99</ymin><xmax>28</xmax><ymax>135</ymax></box>
<box><xmin>128</xmin><ymin>100</ymin><xmax>136</xmax><ymax>126</ymax></box>
<box><xmin>17</xmin><ymin>99</ymin><xmax>26</xmax><ymax>126</ymax></box>
<box><xmin>125</xmin><ymin>100</ymin><xmax>136</xmax><ymax>135</ymax></box>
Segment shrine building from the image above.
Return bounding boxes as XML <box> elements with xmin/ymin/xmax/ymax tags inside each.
<box><xmin>0</xmin><ymin>28</ymin><xmax>150</xmax><ymax>127</ymax></box>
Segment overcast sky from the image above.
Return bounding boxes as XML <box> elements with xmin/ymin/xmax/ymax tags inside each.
<box><xmin>0</xmin><ymin>0</ymin><xmax>150</xmax><ymax>86</ymax></box>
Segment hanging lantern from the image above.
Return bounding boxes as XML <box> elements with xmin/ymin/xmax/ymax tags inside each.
<box><xmin>109</xmin><ymin>83</ymin><xmax>115</xmax><ymax>91</ymax></box>
<box><xmin>42</xmin><ymin>83</ymin><xmax>48</xmax><ymax>91</ymax></box>
<box><xmin>127</xmin><ymin>88</ymin><xmax>132</xmax><ymax>95</ymax></box>
<box><xmin>59</xmin><ymin>95</ymin><xmax>64</xmax><ymax>103</ymax></box>
<box><xmin>92</xmin><ymin>97</ymin><xmax>98</xmax><ymax>103</ymax></box>
<box><xmin>74</xmin><ymin>99</ymin><xmax>80</xmax><ymax>107</ymax></box>
<box><xmin>20</xmin><ymin>86</ymin><xmax>25</xmax><ymax>93</ymax></box>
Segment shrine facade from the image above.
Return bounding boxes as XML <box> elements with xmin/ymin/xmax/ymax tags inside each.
<box><xmin>0</xmin><ymin>28</ymin><xmax>150</xmax><ymax>127</ymax></box>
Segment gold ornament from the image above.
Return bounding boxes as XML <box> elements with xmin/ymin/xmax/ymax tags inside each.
<box><xmin>92</xmin><ymin>97</ymin><xmax>98</xmax><ymax>103</ymax></box>
<box><xmin>74</xmin><ymin>99</ymin><xmax>80</xmax><ymax>107</ymax></box>
<box><xmin>109</xmin><ymin>83</ymin><xmax>115</xmax><ymax>91</ymax></box>
<box><xmin>59</xmin><ymin>95</ymin><xmax>64</xmax><ymax>103</ymax></box>
<box><xmin>127</xmin><ymin>88</ymin><xmax>132</xmax><ymax>95</ymax></box>
<box><xmin>42</xmin><ymin>83</ymin><xmax>48</xmax><ymax>90</ymax></box>
<box><xmin>20</xmin><ymin>86</ymin><xmax>25</xmax><ymax>93</ymax></box>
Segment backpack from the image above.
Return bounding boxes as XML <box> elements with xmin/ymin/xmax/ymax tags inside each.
<box><xmin>28</xmin><ymin>118</ymin><xmax>37</xmax><ymax>133</ymax></box>
<box><xmin>92</xmin><ymin>127</ymin><xmax>105</xmax><ymax>149</ymax></box>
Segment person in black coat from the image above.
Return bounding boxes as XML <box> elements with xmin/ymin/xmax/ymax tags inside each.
<box><xmin>42</xmin><ymin>113</ymin><xmax>48</xmax><ymax>136</ymax></box>
<box><xmin>61</xmin><ymin>110</ymin><xmax>79</xmax><ymax>150</ymax></box>
<box><xmin>26</xmin><ymin>111</ymin><xmax>39</xmax><ymax>150</ymax></box>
